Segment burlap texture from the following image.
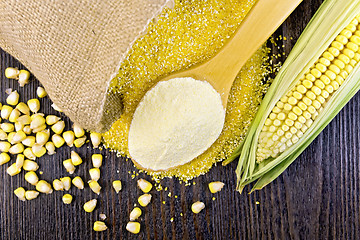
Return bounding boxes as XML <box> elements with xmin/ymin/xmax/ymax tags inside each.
<box><xmin>0</xmin><ymin>0</ymin><xmax>170</xmax><ymax>132</ymax></box>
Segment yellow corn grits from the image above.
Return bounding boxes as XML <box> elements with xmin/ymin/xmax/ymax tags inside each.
<box><xmin>103</xmin><ymin>0</ymin><xmax>270</xmax><ymax>180</ymax></box>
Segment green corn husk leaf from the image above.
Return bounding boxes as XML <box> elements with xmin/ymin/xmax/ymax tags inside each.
<box><xmin>227</xmin><ymin>0</ymin><xmax>360</xmax><ymax>193</ymax></box>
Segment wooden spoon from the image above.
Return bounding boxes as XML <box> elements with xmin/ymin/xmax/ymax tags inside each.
<box><xmin>157</xmin><ymin>0</ymin><xmax>303</xmax><ymax>108</ymax></box>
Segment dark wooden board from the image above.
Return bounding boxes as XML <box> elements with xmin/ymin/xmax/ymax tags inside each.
<box><xmin>1</xmin><ymin>0</ymin><xmax>359</xmax><ymax>239</ymax></box>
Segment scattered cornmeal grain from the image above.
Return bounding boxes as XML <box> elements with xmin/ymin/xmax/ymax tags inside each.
<box><xmin>102</xmin><ymin>0</ymin><xmax>270</xmax><ymax>180</ymax></box>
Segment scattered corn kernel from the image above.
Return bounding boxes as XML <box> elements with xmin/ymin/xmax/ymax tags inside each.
<box><xmin>62</xmin><ymin>194</ymin><xmax>73</xmax><ymax>204</ymax></box>
<box><xmin>25</xmin><ymin>190</ymin><xmax>39</xmax><ymax>200</ymax></box>
<box><xmin>130</xmin><ymin>207</ymin><xmax>142</xmax><ymax>221</ymax></box>
<box><xmin>51</xmin><ymin>121</ymin><xmax>65</xmax><ymax>135</ymax></box>
<box><xmin>7</xmin><ymin>163</ymin><xmax>21</xmax><ymax>176</ymax></box>
<box><xmin>7</xmin><ymin>132</ymin><xmax>15</xmax><ymax>144</ymax></box>
<box><xmin>14</xmin><ymin>122</ymin><xmax>24</xmax><ymax>132</ymax></box>
<box><xmin>137</xmin><ymin>179</ymin><xmax>152</xmax><ymax>193</ymax></box>
<box><xmin>36</xmin><ymin>180</ymin><xmax>53</xmax><ymax>194</ymax></box>
<box><xmin>32</xmin><ymin>143</ymin><xmax>46</xmax><ymax>158</ymax></box>
<box><xmin>52</xmin><ymin>134</ymin><xmax>65</xmax><ymax>148</ymax></box>
<box><xmin>208</xmin><ymin>181</ymin><xmax>225</xmax><ymax>193</ymax></box>
<box><xmin>191</xmin><ymin>201</ymin><xmax>205</xmax><ymax>214</ymax></box>
<box><xmin>32</xmin><ymin>124</ymin><xmax>46</xmax><ymax>133</ymax></box>
<box><xmin>18</xmin><ymin>70</ymin><xmax>30</xmax><ymax>87</ymax></box>
<box><xmin>63</xmin><ymin>131</ymin><xmax>75</xmax><ymax>147</ymax></box>
<box><xmin>99</xmin><ymin>213</ymin><xmax>107</xmax><ymax>220</ymax></box>
<box><xmin>92</xmin><ymin>154</ymin><xmax>103</xmax><ymax>168</ymax></box>
<box><xmin>88</xmin><ymin>180</ymin><xmax>101</xmax><ymax>195</ymax></box>
<box><xmin>6</xmin><ymin>90</ymin><xmax>19</xmax><ymax>106</ymax></box>
<box><xmin>89</xmin><ymin>168</ymin><xmax>100</xmax><ymax>181</ymax></box>
<box><xmin>83</xmin><ymin>199</ymin><xmax>97</xmax><ymax>212</ymax></box>
<box><xmin>11</xmin><ymin>130</ymin><xmax>26</xmax><ymax>144</ymax></box>
<box><xmin>0</xmin><ymin>152</ymin><xmax>10</xmax><ymax>165</ymax></box>
<box><xmin>0</xmin><ymin>141</ymin><xmax>11</xmax><ymax>152</ymax></box>
<box><xmin>126</xmin><ymin>222</ymin><xmax>140</xmax><ymax>234</ymax></box>
<box><xmin>36</xmin><ymin>129</ymin><xmax>50</xmax><ymax>145</ymax></box>
<box><xmin>25</xmin><ymin>171</ymin><xmax>39</xmax><ymax>185</ymax></box>
<box><xmin>90</xmin><ymin>132</ymin><xmax>101</xmax><ymax>148</ymax></box>
<box><xmin>5</xmin><ymin>67</ymin><xmax>19</xmax><ymax>79</ymax></box>
<box><xmin>60</xmin><ymin>177</ymin><xmax>71</xmax><ymax>191</ymax></box>
<box><xmin>138</xmin><ymin>194</ymin><xmax>152</xmax><ymax>207</ymax></box>
<box><xmin>9</xmin><ymin>143</ymin><xmax>24</xmax><ymax>155</ymax></box>
<box><xmin>17</xmin><ymin>115</ymin><xmax>32</xmax><ymax>125</ymax></box>
<box><xmin>14</xmin><ymin>187</ymin><xmax>26</xmax><ymax>201</ymax></box>
<box><xmin>1</xmin><ymin>123</ymin><xmax>14</xmax><ymax>132</ymax></box>
<box><xmin>22</xmin><ymin>136</ymin><xmax>35</xmax><ymax>147</ymax></box>
<box><xmin>30</xmin><ymin>115</ymin><xmax>45</xmax><ymax>129</ymax></box>
<box><xmin>63</xmin><ymin>159</ymin><xmax>76</xmax><ymax>174</ymax></box>
<box><xmin>73</xmin><ymin>123</ymin><xmax>85</xmax><ymax>138</ymax></box>
<box><xmin>74</xmin><ymin>137</ymin><xmax>86</xmax><ymax>148</ymax></box>
<box><xmin>16</xmin><ymin>102</ymin><xmax>30</xmax><ymax>115</ymax></box>
<box><xmin>45</xmin><ymin>142</ymin><xmax>56</xmax><ymax>155</ymax></box>
<box><xmin>9</xmin><ymin>109</ymin><xmax>20</xmax><ymax>122</ymax></box>
<box><xmin>27</xmin><ymin>99</ymin><xmax>40</xmax><ymax>113</ymax></box>
<box><xmin>1</xmin><ymin>105</ymin><xmax>13</xmax><ymax>120</ymax></box>
<box><xmin>36</xmin><ymin>87</ymin><xmax>47</xmax><ymax>98</ymax></box>
<box><xmin>23</xmin><ymin>147</ymin><xmax>36</xmax><ymax>160</ymax></box>
<box><xmin>53</xmin><ymin>179</ymin><xmax>64</xmax><ymax>191</ymax></box>
<box><xmin>23</xmin><ymin>160</ymin><xmax>39</xmax><ymax>171</ymax></box>
<box><xmin>112</xmin><ymin>180</ymin><xmax>122</xmax><ymax>193</ymax></box>
<box><xmin>15</xmin><ymin>154</ymin><xmax>24</xmax><ymax>168</ymax></box>
<box><xmin>0</xmin><ymin>129</ymin><xmax>7</xmax><ymax>140</ymax></box>
<box><xmin>51</xmin><ymin>103</ymin><xmax>63</xmax><ymax>112</ymax></box>
<box><xmin>93</xmin><ymin>221</ymin><xmax>107</xmax><ymax>232</ymax></box>
<box><xmin>45</xmin><ymin>115</ymin><xmax>60</xmax><ymax>125</ymax></box>
<box><xmin>70</xmin><ymin>151</ymin><xmax>83</xmax><ymax>166</ymax></box>
<box><xmin>72</xmin><ymin>176</ymin><xmax>84</xmax><ymax>189</ymax></box>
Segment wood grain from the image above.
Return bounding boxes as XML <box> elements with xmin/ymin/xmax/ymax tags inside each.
<box><xmin>1</xmin><ymin>0</ymin><xmax>359</xmax><ymax>239</ymax></box>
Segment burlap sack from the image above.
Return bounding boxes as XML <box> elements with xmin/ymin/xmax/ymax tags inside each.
<box><xmin>0</xmin><ymin>0</ymin><xmax>172</xmax><ymax>132</ymax></box>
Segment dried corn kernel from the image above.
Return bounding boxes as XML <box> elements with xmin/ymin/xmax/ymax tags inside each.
<box><xmin>14</xmin><ymin>187</ymin><xmax>26</xmax><ymax>201</ymax></box>
<box><xmin>89</xmin><ymin>168</ymin><xmax>100</xmax><ymax>181</ymax></box>
<box><xmin>16</xmin><ymin>102</ymin><xmax>30</xmax><ymax>115</ymax></box>
<box><xmin>5</xmin><ymin>67</ymin><xmax>19</xmax><ymax>79</ymax></box>
<box><xmin>51</xmin><ymin>121</ymin><xmax>65</xmax><ymax>135</ymax></box>
<box><xmin>52</xmin><ymin>134</ymin><xmax>65</xmax><ymax>148</ymax></box>
<box><xmin>51</xmin><ymin>103</ymin><xmax>63</xmax><ymax>112</ymax></box>
<box><xmin>17</xmin><ymin>115</ymin><xmax>32</xmax><ymax>125</ymax></box>
<box><xmin>36</xmin><ymin>129</ymin><xmax>50</xmax><ymax>145</ymax></box>
<box><xmin>63</xmin><ymin>159</ymin><xmax>75</xmax><ymax>174</ymax></box>
<box><xmin>0</xmin><ymin>152</ymin><xmax>10</xmax><ymax>165</ymax></box>
<box><xmin>22</xmin><ymin>136</ymin><xmax>35</xmax><ymax>147</ymax></box>
<box><xmin>0</xmin><ymin>129</ymin><xmax>7</xmax><ymax>140</ymax></box>
<box><xmin>36</xmin><ymin>87</ymin><xmax>47</xmax><ymax>98</ymax></box>
<box><xmin>53</xmin><ymin>179</ymin><xmax>64</xmax><ymax>191</ymax></box>
<box><xmin>27</xmin><ymin>99</ymin><xmax>40</xmax><ymax>113</ymax></box>
<box><xmin>83</xmin><ymin>199</ymin><xmax>97</xmax><ymax>212</ymax></box>
<box><xmin>88</xmin><ymin>180</ymin><xmax>101</xmax><ymax>195</ymax></box>
<box><xmin>7</xmin><ymin>163</ymin><xmax>21</xmax><ymax>176</ymax></box>
<box><xmin>25</xmin><ymin>190</ymin><xmax>39</xmax><ymax>200</ymax></box>
<box><xmin>72</xmin><ymin>176</ymin><xmax>84</xmax><ymax>189</ymax></box>
<box><xmin>93</xmin><ymin>221</ymin><xmax>107</xmax><ymax>232</ymax></box>
<box><xmin>92</xmin><ymin>154</ymin><xmax>103</xmax><ymax>168</ymax></box>
<box><xmin>62</xmin><ymin>194</ymin><xmax>73</xmax><ymax>204</ymax></box>
<box><xmin>126</xmin><ymin>222</ymin><xmax>140</xmax><ymax>234</ymax></box>
<box><xmin>25</xmin><ymin>171</ymin><xmax>39</xmax><ymax>185</ymax></box>
<box><xmin>1</xmin><ymin>123</ymin><xmax>14</xmax><ymax>132</ymax></box>
<box><xmin>6</xmin><ymin>90</ymin><xmax>19</xmax><ymax>106</ymax></box>
<box><xmin>73</xmin><ymin>123</ymin><xmax>85</xmax><ymax>138</ymax></box>
<box><xmin>9</xmin><ymin>143</ymin><xmax>24</xmax><ymax>155</ymax></box>
<box><xmin>36</xmin><ymin>180</ymin><xmax>53</xmax><ymax>194</ymax></box>
<box><xmin>137</xmin><ymin>179</ymin><xmax>152</xmax><ymax>193</ymax></box>
<box><xmin>11</xmin><ymin>130</ymin><xmax>26</xmax><ymax>144</ymax></box>
<box><xmin>18</xmin><ymin>70</ymin><xmax>30</xmax><ymax>86</ymax></box>
<box><xmin>74</xmin><ymin>137</ymin><xmax>86</xmax><ymax>148</ymax></box>
<box><xmin>45</xmin><ymin>142</ymin><xmax>56</xmax><ymax>155</ymax></box>
<box><xmin>130</xmin><ymin>207</ymin><xmax>142</xmax><ymax>221</ymax></box>
<box><xmin>14</xmin><ymin>122</ymin><xmax>24</xmax><ymax>132</ymax></box>
<box><xmin>70</xmin><ymin>151</ymin><xmax>82</xmax><ymax>166</ymax></box>
<box><xmin>23</xmin><ymin>160</ymin><xmax>39</xmax><ymax>171</ymax></box>
<box><xmin>63</xmin><ymin>131</ymin><xmax>75</xmax><ymax>147</ymax></box>
<box><xmin>112</xmin><ymin>180</ymin><xmax>122</xmax><ymax>193</ymax></box>
<box><xmin>1</xmin><ymin>105</ymin><xmax>13</xmax><ymax>120</ymax></box>
<box><xmin>15</xmin><ymin>154</ymin><xmax>24</xmax><ymax>168</ymax></box>
<box><xmin>30</xmin><ymin>115</ymin><xmax>45</xmax><ymax>129</ymax></box>
<box><xmin>0</xmin><ymin>141</ymin><xmax>11</xmax><ymax>152</ymax></box>
<box><xmin>191</xmin><ymin>201</ymin><xmax>205</xmax><ymax>214</ymax></box>
<box><xmin>60</xmin><ymin>177</ymin><xmax>71</xmax><ymax>191</ymax></box>
<box><xmin>9</xmin><ymin>109</ymin><xmax>20</xmax><ymax>122</ymax></box>
<box><xmin>46</xmin><ymin>115</ymin><xmax>60</xmax><ymax>125</ymax></box>
<box><xmin>90</xmin><ymin>132</ymin><xmax>101</xmax><ymax>148</ymax></box>
<box><xmin>23</xmin><ymin>148</ymin><xmax>36</xmax><ymax>160</ymax></box>
<box><xmin>208</xmin><ymin>181</ymin><xmax>225</xmax><ymax>193</ymax></box>
<box><xmin>138</xmin><ymin>194</ymin><xmax>151</xmax><ymax>207</ymax></box>
<box><xmin>32</xmin><ymin>144</ymin><xmax>46</xmax><ymax>158</ymax></box>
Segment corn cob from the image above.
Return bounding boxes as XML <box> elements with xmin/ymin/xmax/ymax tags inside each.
<box><xmin>230</xmin><ymin>0</ymin><xmax>360</xmax><ymax>193</ymax></box>
<box><xmin>257</xmin><ymin>14</ymin><xmax>360</xmax><ymax>162</ymax></box>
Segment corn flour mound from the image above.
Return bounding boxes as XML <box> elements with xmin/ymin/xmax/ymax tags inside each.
<box><xmin>128</xmin><ymin>77</ymin><xmax>225</xmax><ymax>171</ymax></box>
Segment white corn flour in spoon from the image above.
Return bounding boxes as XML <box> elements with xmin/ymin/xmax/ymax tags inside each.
<box><xmin>128</xmin><ymin>77</ymin><xmax>225</xmax><ymax>171</ymax></box>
